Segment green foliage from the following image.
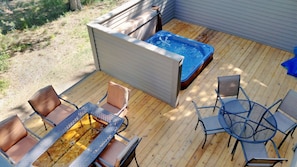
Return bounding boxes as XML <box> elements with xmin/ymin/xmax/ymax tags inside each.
<box><xmin>0</xmin><ymin>0</ymin><xmax>122</xmax><ymax>95</ymax></box>
<box><xmin>0</xmin><ymin>43</ymin><xmax>9</xmax><ymax>94</ymax></box>
<box><xmin>81</xmin><ymin>0</ymin><xmax>102</xmax><ymax>5</ymax></box>
<box><xmin>0</xmin><ymin>53</ymin><xmax>9</xmax><ymax>72</ymax></box>
<box><xmin>0</xmin><ymin>34</ymin><xmax>10</xmax><ymax>72</ymax></box>
<box><xmin>0</xmin><ymin>0</ymin><xmax>69</xmax><ymax>34</ymax></box>
<box><xmin>0</xmin><ymin>79</ymin><xmax>9</xmax><ymax>95</ymax></box>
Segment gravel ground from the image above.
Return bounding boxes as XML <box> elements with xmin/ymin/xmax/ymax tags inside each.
<box><xmin>0</xmin><ymin>0</ymin><xmax>129</xmax><ymax>121</ymax></box>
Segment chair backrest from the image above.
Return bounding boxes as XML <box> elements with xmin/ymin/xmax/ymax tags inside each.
<box><xmin>246</xmin><ymin>158</ymin><xmax>287</xmax><ymax>167</ymax></box>
<box><xmin>107</xmin><ymin>81</ymin><xmax>130</xmax><ymax>109</ymax></box>
<box><xmin>217</xmin><ymin>75</ymin><xmax>240</xmax><ymax>97</ymax></box>
<box><xmin>278</xmin><ymin>89</ymin><xmax>297</xmax><ymax>120</ymax></box>
<box><xmin>28</xmin><ymin>85</ymin><xmax>61</xmax><ymax>117</ymax></box>
<box><xmin>115</xmin><ymin>137</ymin><xmax>141</xmax><ymax>167</ymax></box>
<box><xmin>0</xmin><ymin>115</ymin><xmax>27</xmax><ymax>152</ymax></box>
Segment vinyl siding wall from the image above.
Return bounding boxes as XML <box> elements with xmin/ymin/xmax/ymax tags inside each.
<box><xmin>175</xmin><ymin>0</ymin><xmax>297</xmax><ymax>52</ymax></box>
<box><xmin>94</xmin><ymin>0</ymin><xmax>175</xmax><ymax>29</ymax></box>
<box><xmin>87</xmin><ymin>0</ymin><xmax>180</xmax><ymax>107</ymax></box>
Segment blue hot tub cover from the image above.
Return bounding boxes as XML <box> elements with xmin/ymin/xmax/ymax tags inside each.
<box><xmin>281</xmin><ymin>46</ymin><xmax>297</xmax><ymax>77</ymax></box>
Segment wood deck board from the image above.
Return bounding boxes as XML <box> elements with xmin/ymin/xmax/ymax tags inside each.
<box><xmin>23</xmin><ymin>19</ymin><xmax>296</xmax><ymax>167</ymax></box>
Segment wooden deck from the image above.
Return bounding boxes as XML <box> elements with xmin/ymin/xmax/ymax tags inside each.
<box><xmin>24</xmin><ymin>19</ymin><xmax>296</xmax><ymax>167</ymax></box>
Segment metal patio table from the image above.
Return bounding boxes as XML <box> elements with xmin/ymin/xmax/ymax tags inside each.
<box><xmin>218</xmin><ymin>99</ymin><xmax>277</xmax><ymax>157</ymax></box>
<box><xmin>16</xmin><ymin>102</ymin><xmax>124</xmax><ymax>167</ymax></box>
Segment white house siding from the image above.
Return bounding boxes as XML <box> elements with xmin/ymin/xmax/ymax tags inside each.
<box><xmin>175</xmin><ymin>0</ymin><xmax>297</xmax><ymax>52</ymax></box>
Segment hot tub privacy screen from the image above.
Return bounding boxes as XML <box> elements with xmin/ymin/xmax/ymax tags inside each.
<box><xmin>146</xmin><ymin>30</ymin><xmax>214</xmax><ymax>89</ymax></box>
<box><xmin>282</xmin><ymin>46</ymin><xmax>297</xmax><ymax>77</ymax></box>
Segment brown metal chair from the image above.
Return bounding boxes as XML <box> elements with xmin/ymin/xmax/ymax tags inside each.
<box><xmin>0</xmin><ymin>115</ymin><xmax>51</xmax><ymax>164</ymax></box>
<box><xmin>94</xmin><ymin>81</ymin><xmax>130</xmax><ymax>132</ymax></box>
<box><xmin>94</xmin><ymin>135</ymin><xmax>141</xmax><ymax>167</ymax></box>
<box><xmin>267</xmin><ymin>89</ymin><xmax>297</xmax><ymax>149</ymax></box>
<box><xmin>28</xmin><ymin>85</ymin><xmax>79</xmax><ymax>130</ymax></box>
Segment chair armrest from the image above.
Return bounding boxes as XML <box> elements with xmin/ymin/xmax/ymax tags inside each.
<box><xmin>249</xmin><ymin>157</ymin><xmax>287</xmax><ymax>164</ymax></box>
<box><xmin>59</xmin><ymin>97</ymin><xmax>78</xmax><ymax>109</ymax></box>
<box><xmin>33</xmin><ymin>111</ymin><xmax>57</xmax><ymax>126</ymax></box>
<box><xmin>293</xmin><ymin>143</ymin><xmax>297</xmax><ymax>152</ymax></box>
<box><xmin>291</xmin><ymin>144</ymin><xmax>297</xmax><ymax>167</ymax></box>
<box><xmin>0</xmin><ymin>149</ymin><xmax>15</xmax><ymax>165</ymax></box>
<box><xmin>93</xmin><ymin>161</ymin><xmax>102</xmax><ymax>167</ymax></box>
<box><xmin>239</xmin><ymin>87</ymin><xmax>250</xmax><ymax>101</ymax></box>
<box><xmin>26</xmin><ymin>127</ymin><xmax>41</xmax><ymax>140</ymax></box>
<box><xmin>267</xmin><ymin>99</ymin><xmax>282</xmax><ymax>112</ymax></box>
<box><xmin>239</xmin><ymin>87</ymin><xmax>252</xmax><ymax>109</ymax></box>
<box><xmin>115</xmin><ymin>133</ymin><xmax>130</xmax><ymax>142</ymax></box>
<box><xmin>115</xmin><ymin>104</ymin><xmax>128</xmax><ymax>116</ymax></box>
<box><xmin>97</xmin><ymin>93</ymin><xmax>108</xmax><ymax>105</ymax></box>
<box><xmin>269</xmin><ymin>140</ymin><xmax>282</xmax><ymax>158</ymax></box>
<box><xmin>94</xmin><ymin>157</ymin><xmax>114</xmax><ymax>167</ymax></box>
<box><xmin>35</xmin><ymin>111</ymin><xmax>56</xmax><ymax>126</ymax></box>
<box><xmin>196</xmin><ymin>105</ymin><xmax>221</xmax><ymax>111</ymax></box>
<box><xmin>215</xmin><ymin>89</ymin><xmax>226</xmax><ymax>107</ymax></box>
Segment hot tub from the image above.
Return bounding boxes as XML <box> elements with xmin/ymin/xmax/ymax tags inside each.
<box><xmin>146</xmin><ymin>30</ymin><xmax>214</xmax><ymax>89</ymax></box>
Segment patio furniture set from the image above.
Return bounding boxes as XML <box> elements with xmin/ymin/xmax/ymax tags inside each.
<box><xmin>192</xmin><ymin>74</ymin><xmax>297</xmax><ymax>166</ymax></box>
<box><xmin>0</xmin><ymin>81</ymin><xmax>141</xmax><ymax>167</ymax></box>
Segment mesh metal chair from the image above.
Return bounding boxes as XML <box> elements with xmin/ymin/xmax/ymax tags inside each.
<box><xmin>240</xmin><ymin>139</ymin><xmax>287</xmax><ymax>167</ymax></box>
<box><xmin>192</xmin><ymin>101</ymin><xmax>231</xmax><ymax>148</ymax></box>
<box><xmin>28</xmin><ymin>85</ymin><xmax>80</xmax><ymax>130</ymax></box>
<box><xmin>267</xmin><ymin>89</ymin><xmax>297</xmax><ymax>149</ymax></box>
<box><xmin>94</xmin><ymin>81</ymin><xmax>130</xmax><ymax>133</ymax></box>
<box><xmin>94</xmin><ymin>135</ymin><xmax>141</xmax><ymax>167</ymax></box>
<box><xmin>214</xmin><ymin>75</ymin><xmax>251</xmax><ymax>113</ymax></box>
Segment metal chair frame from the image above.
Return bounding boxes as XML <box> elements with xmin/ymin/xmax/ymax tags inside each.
<box><xmin>192</xmin><ymin>101</ymin><xmax>231</xmax><ymax>148</ymax></box>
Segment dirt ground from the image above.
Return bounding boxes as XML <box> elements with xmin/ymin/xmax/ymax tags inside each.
<box><xmin>0</xmin><ymin>1</ymin><xmax>128</xmax><ymax>121</ymax></box>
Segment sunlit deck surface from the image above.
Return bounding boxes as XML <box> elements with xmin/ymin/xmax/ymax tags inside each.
<box><xmin>24</xmin><ymin>19</ymin><xmax>296</xmax><ymax>166</ymax></box>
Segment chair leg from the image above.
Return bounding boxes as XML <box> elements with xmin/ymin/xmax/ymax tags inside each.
<box><xmin>118</xmin><ymin>116</ymin><xmax>129</xmax><ymax>133</ymax></box>
<box><xmin>134</xmin><ymin>156</ymin><xmax>140</xmax><ymax>167</ymax></box>
<box><xmin>291</xmin><ymin>127</ymin><xmax>296</xmax><ymax>137</ymax></box>
<box><xmin>79</xmin><ymin>120</ymin><xmax>83</xmax><ymax>128</ymax></box>
<box><xmin>195</xmin><ymin>121</ymin><xmax>199</xmax><ymax>130</ymax></box>
<box><xmin>202</xmin><ymin>133</ymin><xmax>207</xmax><ymax>149</ymax></box>
<box><xmin>42</xmin><ymin>121</ymin><xmax>48</xmax><ymax>131</ymax></box>
<box><xmin>227</xmin><ymin>135</ymin><xmax>232</xmax><ymax>147</ymax></box>
<box><xmin>231</xmin><ymin>139</ymin><xmax>239</xmax><ymax>161</ymax></box>
<box><xmin>278</xmin><ymin>133</ymin><xmax>291</xmax><ymax>149</ymax></box>
<box><xmin>213</xmin><ymin>98</ymin><xmax>219</xmax><ymax>112</ymax></box>
<box><xmin>125</xmin><ymin>116</ymin><xmax>129</xmax><ymax>127</ymax></box>
<box><xmin>46</xmin><ymin>151</ymin><xmax>53</xmax><ymax>161</ymax></box>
